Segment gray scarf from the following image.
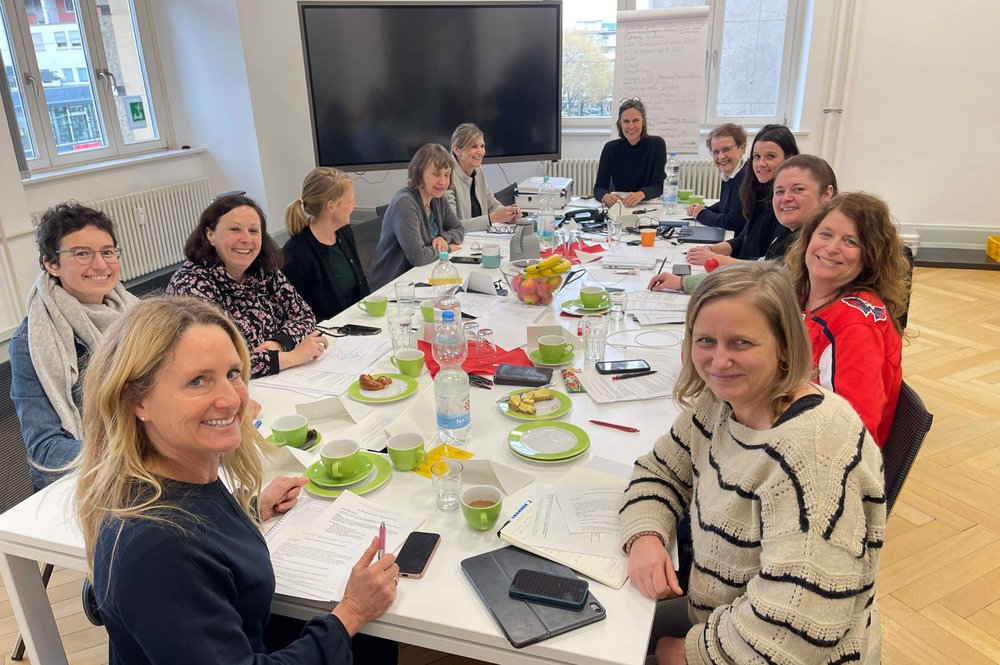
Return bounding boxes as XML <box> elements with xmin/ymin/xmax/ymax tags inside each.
<box><xmin>25</xmin><ymin>272</ymin><xmax>138</xmax><ymax>439</ymax></box>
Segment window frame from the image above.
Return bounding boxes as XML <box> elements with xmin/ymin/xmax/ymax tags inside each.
<box><xmin>1</xmin><ymin>0</ymin><xmax>170</xmax><ymax>172</ymax></box>
<box><xmin>562</xmin><ymin>0</ymin><xmax>808</xmax><ymax>131</ymax></box>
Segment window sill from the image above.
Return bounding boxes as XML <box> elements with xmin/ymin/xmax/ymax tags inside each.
<box><xmin>22</xmin><ymin>147</ymin><xmax>207</xmax><ymax>186</ymax></box>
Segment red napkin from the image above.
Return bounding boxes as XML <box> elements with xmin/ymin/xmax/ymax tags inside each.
<box><xmin>418</xmin><ymin>340</ymin><xmax>533</xmax><ymax>378</ymax></box>
<box><xmin>540</xmin><ymin>241</ymin><xmax>605</xmax><ymax>265</ymax></box>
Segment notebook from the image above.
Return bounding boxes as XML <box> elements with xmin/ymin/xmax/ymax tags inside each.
<box><xmin>461</xmin><ymin>546</ymin><xmax>607</xmax><ymax>649</ymax></box>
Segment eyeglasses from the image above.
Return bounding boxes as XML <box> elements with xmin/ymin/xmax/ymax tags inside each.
<box><xmin>55</xmin><ymin>247</ymin><xmax>122</xmax><ymax>264</ymax></box>
<box><xmin>619</xmin><ymin>96</ymin><xmax>643</xmax><ymax>104</ymax></box>
<box><xmin>710</xmin><ymin>145</ymin><xmax>740</xmax><ymax>158</ymax></box>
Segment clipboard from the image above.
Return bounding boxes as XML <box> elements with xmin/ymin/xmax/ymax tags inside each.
<box><xmin>461</xmin><ymin>546</ymin><xmax>606</xmax><ymax>649</ymax></box>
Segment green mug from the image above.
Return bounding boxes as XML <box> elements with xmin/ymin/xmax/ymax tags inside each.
<box><xmin>320</xmin><ymin>439</ymin><xmax>360</xmax><ymax>480</ymax></box>
<box><xmin>678</xmin><ymin>188</ymin><xmax>693</xmax><ymax>202</ymax></box>
<box><xmin>420</xmin><ymin>301</ymin><xmax>436</xmax><ymax>323</ymax></box>
<box><xmin>461</xmin><ymin>485</ymin><xmax>503</xmax><ymax>531</ymax></box>
<box><xmin>579</xmin><ymin>286</ymin><xmax>608</xmax><ymax>309</ymax></box>
<box><xmin>358</xmin><ymin>295</ymin><xmax>388</xmax><ymax>317</ymax></box>
<box><xmin>386</xmin><ymin>433</ymin><xmax>427</xmax><ymax>471</ymax></box>
<box><xmin>689</xmin><ymin>195</ymin><xmax>706</xmax><ymax>206</ymax></box>
<box><xmin>391</xmin><ymin>349</ymin><xmax>425</xmax><ymax>377</ymax></box>
<box><xmin>270</xmin><ymin>415</ymin><xmax>308</xmax><ymax>447</ymax></box>
<box><xmin>537</xmin><ymin>335</ymin><xmax>573</xmax><ymax>363</ymax></box>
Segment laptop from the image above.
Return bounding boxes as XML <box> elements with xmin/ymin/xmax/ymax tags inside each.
<box><xmin>675</xmin><ymin>225</ymin><xmax>725</xmax><ymax>244</ymax></box>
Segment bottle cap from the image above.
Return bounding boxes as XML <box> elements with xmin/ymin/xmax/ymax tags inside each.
<box><xmin>442</xmin><ymin>310</ymin><xmax>455</xmax><ymax>322</ymax></box>
<box><xmin>439</xmin><ymin>251</ymin><xmax>449</xmax><ymax>260</ymax></box>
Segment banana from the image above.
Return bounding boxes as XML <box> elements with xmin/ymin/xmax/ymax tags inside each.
<box><xmin>535</xmin><ymin>254</ymin><xmax>563</xmax><ymax>270</ymax></box>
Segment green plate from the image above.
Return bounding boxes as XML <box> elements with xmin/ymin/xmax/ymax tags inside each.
<box><xmin>560</xmin><ymin>299</ymin><xmax>610</xmax><ymax>316</ymax></box>
<box><xmin>347</xmin><ymin>373</ymin><xmax>418</xmax><ymax>403</ymax></box>
<box><xmin>303</xmin><ymin>453</ymin><xmax>392</xmax><ymax>498</ymax></box>
<box><xmin>511</xmin><ymin>446</ymin><xmax>589</xmax><ymax>465</ymax></box>
<box><xmin>528</xmin><ymin>348</ymin><xmax>575</xmax><ymax>367</ymax></box>
<box><xmin>304</xmin><ymin>455</ymin><xmax>374</xmax><ymax>488</ymax></box>
<box><xmin>498</xmin><ymin>388</ymin><xmax>572</xmax><ymax>421</ymax></box>
<box><xmin>267</xmin><ymin>429</ymin><xmax>322</xmax><ymax>452</ymax></box>
<box><xmin>507</xmin><ymin>421</ymin><xmax>590</xmax><ymax>460</ymax></box>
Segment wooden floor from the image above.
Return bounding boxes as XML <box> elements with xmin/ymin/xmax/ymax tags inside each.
<box><xmin>2</xmin><ymin>266</ymin><xmax>998</xmax><ymax>665</ymax></box>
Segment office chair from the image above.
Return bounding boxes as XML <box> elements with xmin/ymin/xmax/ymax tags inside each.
<box><xmin>882</xmin><ymin>381</ymin><xmax>934</xmax><ymax>515</ymax></box>
<box><xmin>0</xmin><ymin>360</ymin><xmax>56</xmax><ymax>660</ymax></box>
<box><xmin>899</xmin><ymin>245</ymin><xmax>914</xmax><ymax>330</ymax></box>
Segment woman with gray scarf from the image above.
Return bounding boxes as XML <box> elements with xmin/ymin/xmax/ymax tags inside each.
<box><xmin>9</xmin><ymin>203</ymin><xmax>137</xmax><ymax>489</ymax></box>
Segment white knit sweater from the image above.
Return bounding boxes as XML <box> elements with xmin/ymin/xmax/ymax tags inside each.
<box><xmin>620</xmin><ymin>389</ymin><xmax>885</xmax><ymax>664</ymax></box>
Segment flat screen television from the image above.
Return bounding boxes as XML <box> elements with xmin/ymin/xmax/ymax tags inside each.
<box><xmin>299</xmin><ymin>2</ymin><xmax>562</xmax><ymax>171</ymax></box>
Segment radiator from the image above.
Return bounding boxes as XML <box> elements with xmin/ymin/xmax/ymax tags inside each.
<box><xmin>32</xmin><ymin>178</ymin><xmax>212</xmax><ymax>282</ymax></box>
<box><xmin>546</xmin><ymin>159</ymin><xmax>721</xmax><ymax>200</ymax></box>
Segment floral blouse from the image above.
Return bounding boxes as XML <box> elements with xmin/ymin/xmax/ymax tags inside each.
<box><xmin>166</xmin><ymin>261</ymin><xmax>316</xmax><ymax>377</ymax></box>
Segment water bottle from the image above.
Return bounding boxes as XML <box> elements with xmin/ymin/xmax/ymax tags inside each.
<box><xmin>428</xmin><ymin>251</ymin><xmax>461</xmax><ymax>294</ymax></box>
<box><xmin>432</xmin><ymin>290</ymin><xmax>461</xmax><ymax>325</ymax></box>
<box><xmin>432</xmin><ymin>311</ymin><xmax>471</xmax><ymax>447</ymax></box>
<box><xmin>536</xmin><ymin>176</ymin><xmax>557</xmax><ymax>251</ymax></box>
<box><xmin>663</xmin><ymin>152</ymin><xmax>679</xmax><ymax>213</ymax></box>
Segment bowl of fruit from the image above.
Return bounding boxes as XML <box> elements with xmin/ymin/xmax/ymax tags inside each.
<box><xmin>500</xmin><ymin>256</ymin><xmax>573</xmax><ymax>306</ymax></box>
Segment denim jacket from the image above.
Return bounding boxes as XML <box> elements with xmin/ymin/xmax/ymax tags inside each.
<box><xmin>9</xmin><ymin>317</ymin><xmax>85</xmax><ymax>489</ymax></box>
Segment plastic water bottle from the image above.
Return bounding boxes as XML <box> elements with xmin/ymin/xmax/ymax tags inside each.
<box><xmin>663</xmin><ymin>152</ymin><xmax>679</xmax><ymax>213</ymax></box>
<box><xmin>536</xmin><ymin>176</ymin><xmax>557</xmax><ymax>251</ymax></box>
<box><xmin>432</xmin><ymin>311</ymin><xmax>471</xmax><ymax>447</ymax></box>
<box><xmin>428</xmin><ymin>251</ymin><xmax>461</xmax><ymax>294</ymax></box>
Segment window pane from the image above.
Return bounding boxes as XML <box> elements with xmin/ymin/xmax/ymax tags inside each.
<box><xmin>96</xmin><ymin>0</ymin><xmax>158</xmax><ymax>145</ymax></box>
<box><xmin>23</xmin><ymin>0</ymin><xmax>108</xmax><ymax>154</ymax></box>
<box><xmin>562</xmin><ymin>0</ymin><xmax>616</xmax><ymax>118</ymax></box>
<box><xmin>1</xmin><ymin>4</ymin><xmax>38</xmax><ymax>159</ymax></box>
<box><xmin>715</xmin><ymin>0</ymin><xmax>788</xmax><ymax>118</ymax></box>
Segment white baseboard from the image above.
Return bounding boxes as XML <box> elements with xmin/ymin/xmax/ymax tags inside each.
<box><xmin>905</xmin><ymin>224</ymin><xmax>999</xmax><ymax>251</ymax></box>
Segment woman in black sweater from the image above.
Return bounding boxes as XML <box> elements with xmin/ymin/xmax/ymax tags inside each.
<box><xmin>283</xmin><ymin>167</ymin><xmax>370</xmax><ymax>321</ymax></box>
<box><xmin>593</xmin><ymin>98</ymin><xmax>666</xmax><ymax>207</ymax></box>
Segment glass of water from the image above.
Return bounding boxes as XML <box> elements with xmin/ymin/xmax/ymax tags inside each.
<box><xmin>582</xmin><ymin>315</ymin><xmax>609</xmax><ymax>362</ymax></box>
<box><xmin>387</xmin><ymin>312</ymin><xmax>415</xmax><ymax>357</ymax></box>
<box><xmin>431</xmin><ymin>459</ymin><xmax>463</xmax><ymax>511</ymax></box>
<box><xmin>394</xmin><ymin>281</ymin><xmax>416</xmax><ymax>315</ymax></box>
<box><xmin>609</xmin><ymin>291</ymin><xmax>627</xmax><ymax>321</ymax></box>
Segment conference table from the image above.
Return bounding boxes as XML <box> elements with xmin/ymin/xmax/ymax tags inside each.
<box><xmin>0</xmin><ymin>201</ymin><xmax>704</xmax><ymax>665</ymax></box>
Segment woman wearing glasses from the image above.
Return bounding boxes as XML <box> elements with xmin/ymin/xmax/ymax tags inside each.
<box><xmin>593</xmin><ymin>98</ymin><xmax>666</xmax><ymax>207</ymax></box>
<box><xmin>687</xmin><ymin>124</ymin><xmax>748</xmax><ymax>231</ymax></box>
<box><xmin>9</xmin><ymin>203</ymin><xmax>137</xmax><ymax>489</ymax></box>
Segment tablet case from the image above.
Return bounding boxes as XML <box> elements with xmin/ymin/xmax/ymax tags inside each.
<box><xmin>676</xmin><ymin>225</ymin><xmax>726</xmax><ymax>244</ymax></box>
<box><xmin>461</xmin><ymin>546</ymin><xmax>606</xmax><ymax>649</ymax></box>
<box><xmin>493</xmin><ymin>364</ymin><xmax>553</xmax><ymax>387</ymax></box>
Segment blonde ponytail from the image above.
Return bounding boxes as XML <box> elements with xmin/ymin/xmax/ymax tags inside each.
<box><xmin>284</xmin><ymin>198</ymin><xmax>310</xmax><ymax>237</ymax></box>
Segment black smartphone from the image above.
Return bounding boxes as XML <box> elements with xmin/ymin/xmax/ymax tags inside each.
<box><xmin>450</xmin><ymin>256</ymin><xmax>482</xmax><ymax>264</ymax></box>
<box><xmin>595</xmin><ymin>359</ymin><xmax>651</xmax><ymax>375</ymax></box>
<box><xmin>672</xmin><ymin>264</ymin><xmax>692</xmax><ymax>276</ymax></box>
<box><xmin>396</xmin><ymin>532</ymin><xmax>441</xmax><ymax>579</ymax></box>
<box><xmin>508</xmin><ymin>569</ymin><xmax>589</xmax><ymax>610</ymax></box>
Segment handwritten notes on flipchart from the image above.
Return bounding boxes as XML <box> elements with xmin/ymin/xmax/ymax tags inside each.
<box><xmin>613</xmin><ymin>7</ymin><xmax>710</xmax><ymax>152</ymax></box>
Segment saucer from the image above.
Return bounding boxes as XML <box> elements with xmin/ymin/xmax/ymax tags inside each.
<box><xmin>560</xmin><ymin>299</ymin><xmax>610</xmax><ymax>316</ymax></box>
<box><xmin>528</xmin><ymin>348</ymin><xmax>575</xmax><ymax>367</ymax></box>
<box><xmin>305</xmin><ymin>454</ymin><xmax>375</xmax><ymax>488</ymax></box>
<box><xmin>267</xmin><ymin>428</ymin><xmax>322</xmax><ymax>452</ymax></box>
<box><xmin>303</xmin><ymin>454</ymin><xmax>392</xmax><ymax>498</ymax></box>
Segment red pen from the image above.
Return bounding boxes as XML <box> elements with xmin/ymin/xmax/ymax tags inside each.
<box><xmin>378</xmin><ymin>522</ymin><xmax>386</xmax><ymax>559</ymax></box>
<box><xmin>589</xmin><ymin>419</ymin><xmax>640</xmax><ymax>433</ymax></box>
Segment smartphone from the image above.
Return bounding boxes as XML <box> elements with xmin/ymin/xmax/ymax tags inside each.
<box><xmin>595</xmin><ymin>359</ymin><xmax>651</xmax><ymax>375</ymax></box>
<box><xmin>450</xmin><ymin>256</ymin><xmax>482</xmax><ymax>264</ymax></box>
<box><xmin>672</xmin><ymin>264</ymin><xmax>692</xmax><ymax>276</ymax></box>
<box><xmin>508</xmin><ymin>569</ymin><xmax>589</xmax><ymax>610</ymax></box>
<box><xmin>396</xmin><ymin>532</ymin><xmax>441</xmax><ymax>579</ymax></box>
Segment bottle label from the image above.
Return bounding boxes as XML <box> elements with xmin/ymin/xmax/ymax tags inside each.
<box><xmin>437</xmin><ymin>411</ymin><xmax>471</xmax><ymax>429</ymax></box>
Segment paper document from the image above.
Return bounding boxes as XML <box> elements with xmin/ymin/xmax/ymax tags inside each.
<box><xmin>579</xmin><ymin>364</ymin><xmax>678</xmax><ymax>404</ymax></box>
<box><xmin>255</xmin><ymin>336</ymin><xmax>391</xmax><ymax>397</ymax></box>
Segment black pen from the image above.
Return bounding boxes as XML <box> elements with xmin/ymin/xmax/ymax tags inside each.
<box><xmin>657</xmin><ymin>257</ymin><xmax>667</xmax><ymax>275</ymax></box>
<box><xmin>612</xmin><ymin>370</ymin><xmax>657</xmax><ymax>381</ymax></box>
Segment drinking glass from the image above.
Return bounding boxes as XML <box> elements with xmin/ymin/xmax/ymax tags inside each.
<box><xmin>463</xmin><ymin>321</ymin><xmax>480</xmax><ymax>356</ymax></box>
<box><xmin>582</xmin><ymin>315</ymin><xmax>609</xmax><ymax>363</ymax></box>
<box><xmin>476</xmin><ymin>328</ymin><xmax>496</xmax><ymax>368</ymax></box>
<box><xmin>394</xmin><ymin>281</ymin><xmax>416</xmax><ymax>315</ymax></box>
<box><xmin>388</xmin><ymin>312</ymin><xmax>415</xmax><ymax>357</ymax></box>
<box><xmin>609</xmin><ymin>291</ymin><xmax>627</xmax><ymax>322</ymax></box>
<box><xmin>431</xmin><ymin>460</ymin><xmax>463</xmax><ymax>511</ymax></box>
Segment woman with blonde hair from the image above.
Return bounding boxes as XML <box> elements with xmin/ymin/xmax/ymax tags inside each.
<box><xmin>445</xmin><ymin>123</ymin><xmax>520</xmax><ymax>231</ymax></box>
<box><xmin>785</xmin><ymin>192</ymin><xmax>908</xmax><ymax>446</ymax></box>
<box><xmin>76</xmin><ymin>296</ymin><xmax>398</xmax><ymax>664</ymax></box>
<box><xmin>283</xmin><ymin>167</ymin><xmax>370</xmax><ymax>320</ymax></box>
<box><xmin>620</xmin><ymin>261</ymin><xmax>884</xmax><ymax>665</ymax></box>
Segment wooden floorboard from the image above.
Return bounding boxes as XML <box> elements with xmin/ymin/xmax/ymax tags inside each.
<box><xmin>0</xmin><ymin>266</ymin><xmax>997</xmax><ymax>664</ymax></box>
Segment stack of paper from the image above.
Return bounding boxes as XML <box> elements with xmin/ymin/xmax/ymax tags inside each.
<box><xmin>254</xmin><ymin>336</ymin><xmax>391</xmax><ymax>397</ymax></box>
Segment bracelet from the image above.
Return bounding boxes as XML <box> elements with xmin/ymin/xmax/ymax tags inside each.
<box><xmin>625</xmin><ymin>531</ymin><xmax>665</xmax><ymax>555</ymax></box>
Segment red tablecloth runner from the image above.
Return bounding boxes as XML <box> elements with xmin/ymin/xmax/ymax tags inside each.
<box><xmin>539</xmin><ymin>240</ymin><xmax>605</xmax><ymax>265</ymax></box>
<box><xmin>418</xmin><ymin>340</ymin><xmax>532</xmax><ymax>378</ymax></box>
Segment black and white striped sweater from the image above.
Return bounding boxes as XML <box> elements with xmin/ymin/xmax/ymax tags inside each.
<box><xmin>620</xmin><ymin>388</ymin><xmax>885</xmax><ymax>664</ymax></box>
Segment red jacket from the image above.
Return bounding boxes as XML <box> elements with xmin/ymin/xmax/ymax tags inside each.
<box><xmin>804</xmin><ymin>292</ymin><xmax>902</xmax><ymax>446</ymax></box>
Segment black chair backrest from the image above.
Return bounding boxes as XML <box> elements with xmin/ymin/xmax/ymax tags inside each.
<box><xmin>0</xmin><ymin>360</ymin><xmax>35</xmax><ymax>513</ymax></box>
<box><xmin>882</xmin><ymin>380</ymin><xmax>933</xmax><ymax>514</ymax></box>
<box><xmin>899</xmin><ymin>245</ymin><xmax>914</xmax><ymax>330</ymax></box>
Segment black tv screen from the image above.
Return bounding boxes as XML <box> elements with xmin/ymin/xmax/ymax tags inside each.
<box><xmin>299</xmin><ymin>2</ymin><xmax>562</xmax><ymax>171</ymax></box>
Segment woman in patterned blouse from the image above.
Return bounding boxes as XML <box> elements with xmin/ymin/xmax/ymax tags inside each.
<box><xmin>167</xmin><ymin>194</ymin><xmax>327</xmax><ymax>378</ymax></box>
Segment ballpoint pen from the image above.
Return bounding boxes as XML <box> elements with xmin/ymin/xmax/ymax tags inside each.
<box><xmin>589</xmin><ymin>419</ymin><xmax>640</xmax><ymax>433</ymax></box>
<box><xmin>378</xmin><ymin>522</ymin><xmax>386</xmax><ymax>559</ymax></box>
<box><xmin>612</xmin><ymin>370</ymin><xmax>657</xmax><ymax>380</ymax></box>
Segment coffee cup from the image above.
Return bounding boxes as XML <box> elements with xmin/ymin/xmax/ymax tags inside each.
<box><xmin>678</xmin><ymin>188</ymin><xmax>693</xmax><ymax>202</ymax></box>
<box><xmin>270</xmin><ymin>415</ymin><xmax>308</xmax><ymax>447</ymax></box>
<box><xmin>537</xmin><ymin>334</ymin><xmax>573</xmax><ymax>363</ymax></box>
<box><xmin>357</xmin><ymin>295</ymin><xmax>388</xmax><ymax>317</ymax></box>
<box><xmin>640</xmin><ymin>228</ymin><xmax>656</xmax><ymax>247</ymax></box>
<box><xmin>461</xmin><ymin>485</ymin><xmax>503</xmax><ymax>531</ymax></box>
<box><xmin>579</xmin><ymin>286</ymin><xmax>608</xmax><ymax>309</ymax></box>
<box><xmin>390</xmin><ymin>349</ymin><xmax>425</xmax><ymax>377</ymax></box>
<box><xmin>689</xmin><ymin>195</ymin><xmax>706</xmax><ymax>206</ymax></box>
<box><xmin>481</xmin><ymin>244</ymin><xmax>501</xmax><ymax>269</ymax></box>
<box><xmin>320</xmin><ymin>439</ymin><xmax>361</xmax><ymax>480</ymax></box>
<box><xmin>420</xmin><ymin>301</ymin><xmax>436</xmax><ymax>323</ymax></box>
<box><xmin>386</xmin><ymin>433</ymin><xmax>427</xmax><ymax>471</ymax></box>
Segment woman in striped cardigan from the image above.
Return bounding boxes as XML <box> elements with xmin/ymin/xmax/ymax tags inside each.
<box><xmin>620</xmin><ymin>261</ymin><xmax>885</xmax><ymax>664</ymax></box>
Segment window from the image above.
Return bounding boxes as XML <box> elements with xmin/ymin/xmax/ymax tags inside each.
<box><xmin>563</xmin><ymin>0</ymin><xmax>805</xmax><ymax>128</ymax></box>
<box><xmin>0</xmin><ymin>0</ymin><xmax>167</xmax><ymax>171</ymax></box>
